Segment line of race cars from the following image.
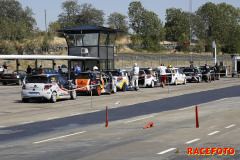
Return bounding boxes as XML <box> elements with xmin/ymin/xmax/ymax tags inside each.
<box><xmin>17</xmin><ymin>65</ymin><xmax>224</xmax><ymax>103</ymax></box>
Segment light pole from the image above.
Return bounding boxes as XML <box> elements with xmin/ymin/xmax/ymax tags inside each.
<box><xmin>189</xmin><ymin>0</ymin><xmax>193</xmax><ymax>64</ymax></box>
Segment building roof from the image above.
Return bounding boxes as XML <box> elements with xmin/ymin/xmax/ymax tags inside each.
<box><xmin>0</xmin><ymin>55</ymin><xmax>99</xmax><ymax>60</ymax></box>
<box><xmin>59</xmin><ymin>24</ymin><xmax>120</xmax><ymax>33</ymax></box>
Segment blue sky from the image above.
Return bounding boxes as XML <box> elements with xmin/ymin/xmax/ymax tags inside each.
<box><xmin>18</xmin><ymin>0</ymin><xmax>239</xmax><ymax>31</ymax></box>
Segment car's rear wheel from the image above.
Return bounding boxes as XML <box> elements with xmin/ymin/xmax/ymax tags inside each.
<box><xmin>94</xmin><ymin>86</ymin><xmax>101</xmax><ymax>96</ymax></box>
<box><xmin>122</xmin><ymin>83</ymin><xmax>126</xmax><ymax>92</ymax></box>
<box><xmin>70</xmin><ymin>90</ymin><xmax>77</xmax><ymax>100</ymax></box>
<box><xmin>50</xmin><ymin>92</ymin><xmax>57</xmax><ymax>103</ymax></box>
<box><xmin>3</xmin><ymin>82</ymin><xmax>7</xmax><ymax>85</ymax></box>
<box><xmin>22</xmin><ymin>98</ymin><xmax>30</xmax><ymax>103</ymax></box>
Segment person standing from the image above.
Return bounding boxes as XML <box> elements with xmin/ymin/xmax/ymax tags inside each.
<box><xmin>204</xmin><ymin>64</ymin><xmax>211</xmax><ymax>82</ymax></box>
<box><xmin>158</xmin><ymin>64</ymin><xmax>167</xmax><ymax>88</ymax></box>
<box><xmin>74</xmin><ymin>63</ymin><xmax>81</xmax><ymax>75</ymax></box>
<box><xmin>58</xmin><ymin>66</ymin><xmax>63</xmax><ymax>75</ymax></box>
<box><xmin>132</xmin><ymin>63</ymin><xmax>139</xmax><ymax>90</ymax></box>
<box><xmin>26</xmin><ymin>65</ymin><xmax>32</xmax><ymax>74</ymax></box>
<box><xmin>215</xmin><ymin>62</ymin><xmax>220</xmax><ymax>80</ymax></box>
<box><xmin>2</xmin><ymin>62</ymin><xmax>8</xmax><ymax>73</ymax></box>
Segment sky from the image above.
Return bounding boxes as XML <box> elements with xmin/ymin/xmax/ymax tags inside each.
<box><xmin>18</xmin><ymin>0</ymin><xmax>240</xmax><ymax>31</ymax></box>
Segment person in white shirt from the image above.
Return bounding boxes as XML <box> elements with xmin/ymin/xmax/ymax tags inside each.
<box><xmin>132</xmin><ymin>63</ymin><xmax>139</xmax><ymax>89</ymax></box>
<box><xmin>157</xmin><ymin>64</ymin><xmax>167</xmax><ymax>88</ymax></box>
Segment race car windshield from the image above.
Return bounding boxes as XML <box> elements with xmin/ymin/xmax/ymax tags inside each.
<box><xmin>183</xmin><ymin>68</ymin><xmax>194</xmax><ymax>72</ymax></box>
<box><xmin>77</xmin><ymin>73</ymin><xmax>100</xmax><ymax>80</ymax></box>
<box><xmin>143</xmin><ymin>70</ymin><xmax>151</xmax><ymax>74</ymax></box>
<box><xmin>26</xmin><ymin>76</ymin><xmax>49</xmax><ymax>83</ymax></box>
<box><xmin>110</xmin><ymin>71</ymin><xmax>120</xmax><ymax>76</ymax></box>
<box><xmin>77</xmin><ymin>73</ymin><xmax>91</xmax><ymax>79</ymax></box>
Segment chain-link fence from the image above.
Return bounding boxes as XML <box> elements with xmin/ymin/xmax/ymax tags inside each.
<box><xmin>115</xmin><ymin>53</ymin><xmax>232</xmax><ymax>74</ymax></box>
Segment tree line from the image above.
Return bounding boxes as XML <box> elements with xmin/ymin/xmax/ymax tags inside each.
<box><xmin>0</xmin><ymin>0</ymin><xmax>240</xmax><ymax>54</ymax></box>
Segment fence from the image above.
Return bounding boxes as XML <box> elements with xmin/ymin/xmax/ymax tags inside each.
<box><xmin>115</xmin><ymin>53</ymin><xmax>232</xmax><ymax>74</ymax></box>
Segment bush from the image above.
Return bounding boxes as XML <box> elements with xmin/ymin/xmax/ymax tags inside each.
<box><xmin>0</xmin><ymin>40</ymin><xmax>17</xmax><ymax>54</ymax></box>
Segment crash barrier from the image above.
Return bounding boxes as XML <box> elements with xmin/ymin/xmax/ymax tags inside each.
<box><xmin>195</xmin><ymin>106</ymin><xmax>199</xmax><ymax>128</ymax></box>
<box><xmin>143</xmin><ymin>122</ymin><xmax>154</xmax><ymax>129</ymax></box>
<box><xmin>105</xmin><ymin>106</ymin><xmax>108</xmax><ymax>127</ymax></box>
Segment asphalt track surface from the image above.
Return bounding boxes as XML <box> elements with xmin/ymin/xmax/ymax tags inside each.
<box><xmin>1</xmin><ymin>85</ymin><xmax>240</xmax><ymax>144</ymax></box>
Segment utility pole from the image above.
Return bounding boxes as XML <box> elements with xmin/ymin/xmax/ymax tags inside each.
<box><xmin>45</xmin><ymin>9</ymin><xmax>48</xmax><ymax>32</ymax></box>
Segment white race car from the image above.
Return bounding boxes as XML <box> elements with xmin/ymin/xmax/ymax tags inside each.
<box><xmin>21</xmin><ymin>74</ymin><xmax>77</xmax><ymax>103</ymax></box>
<box><xmin>138</xmin><ymin>68</ymin><xmax>157</xmax><ymax>88</ymax></box>
<box><xmin>166</xmin><ymin>68</ymin><xmax>186</xmax><ymax>85</ymax></box>
<box><xmin>105</xmin><ymin>70</ymin><xmax>130</xmax><ymax>91</ymax></box>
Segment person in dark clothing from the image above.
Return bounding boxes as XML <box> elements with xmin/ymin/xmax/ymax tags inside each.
<box><xmin>70</xmin><ymin>67</ymin><xmax>76</xmax><ymax>84</ymax></box>
<box><xmin>215</xmin><ymin>62</ymin><xmax>220</xmax><ymax>80</ymax></box>
<box><xmin>58</xmin><ymin>66</ymin><xmax>63</xmax><ymax>75</ymax></box>
<box><xmin>26</xmin><ymin>65</ymin><xmax>32</xmax><ymax>74</ymax></box>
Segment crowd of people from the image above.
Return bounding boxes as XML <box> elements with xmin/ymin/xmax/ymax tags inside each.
<box><xmin>0</xmin><ymin>60</ymin><xmax>222</xmax><ymax>88</ymax></box>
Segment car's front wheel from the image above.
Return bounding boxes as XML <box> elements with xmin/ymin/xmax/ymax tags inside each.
<box><xmin>94</xmin><ymin>86</ymin><xmax>101</xmax><ymax>96</ymax></box>
<box><xmin>198</xmin><ymin>77</ymin><xmax>202</xmax><ymax>83</ymax></box>
<box><xmin>50</xmin><ymin>92</ymin><xmax>57</xmax><ymax>103</ymax></box>
<box><xmin>122</xmin><ymin>83</ymin><xmax>126</xmax><ymax>92</ymax></box>
<box><xmin>17</xmin><ymin>79</ymin><xmax>22</xmax><ymax>85</ymax></box>
<box><xmin>112</xmin><ymin>84</ymin><xmax>117</xmax><ymax>93</ymax></box>
<box><xmin>183</xmin><ymin>78</ymin><xmax>186</xmax><ymax>84</ymax></box>
<box><xmin>70</xmin><ymin>90</ymin><xmax>77</xmax><ymax>100</ymax></box>
<box><xmin>175</xmin><ymin>79</ymin><xmax>178</xmax><ymax>85</ymax></box>
<box><xmin>150</xmin><ymin>81</ymin><xmax>154</xmax><ymax>88</ymax></box>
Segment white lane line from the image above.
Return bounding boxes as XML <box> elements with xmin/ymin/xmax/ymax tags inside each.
<box><xmin>178</xmin><ymin>106</ymin><xmax>195</xmax><ymax>111</ymax></box>
<box><xmin>115</xmin><ymin>101</ymin><xmax>120</xmax><ymax>105</ymax></box>
<box><xmin>21</xmin><ymin>121</ymin><xmax>34</xmax><ymax>125</ymax></box>
<box><xmin>0</xmin><ymin>126</ymin><xmax>6</xmax><ymax>128</ymax></box>
<box><xmin>207</xmin><ymin>131</ymin><xmax>220</xmax><ymax>136</ymax></box>
<box><xmin>88</xmin><ymin>110</ymin><xmax>100</xmax><ymax>113</ymax></box>
<box><xmin>157</xmin><ymin>148</ymin><xmax>176</xmax><ymax>155</ymax></box>
<box><xmin>215</xmin><ymin>98</ymin><xmax>228</xmax><ymax>102</ymax></box>
<box><xmin>124</xmin><ymin>115</ymin><xmax>154</xmax><ymax>124</ymax></box>
<box><xmin>47</xmin><ymin>117</ymin><xmax>59</xmax><ymax>120</ymax></box>
<box><xmin>71</xmin><ymin>113</ymin><xmax>81</xmax><ymax>116</ymax></box>
<box><xmin>225</xmin><ymin>124</ymin><xmax>236</xmax><ymax>129</ymax></box>
<box><xmin>185</xmin><ymin>138</ymin><xmax>200</xmax><ymax>144</ymax></box>
<box><xmin>33</xmin><ymin>131</ymin><xmax>86</xmax><ymax>144</ymax></box>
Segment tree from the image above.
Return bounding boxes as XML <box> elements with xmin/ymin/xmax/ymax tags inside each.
<box><xmin>107</xmin><ymin>12</ymin><xmax>129</xmax><ymax>35</ymax></box>
<box><xmin>58</xmin><ymin>1</ymin><xmax>105</xmax><ymax>28</ymax></box>
<box><xmin>76</xmin><ymin>3</ymin><xmax>104</xmax><ymax>26</ymax></box>
<box><xmin>48</xmin><ymin>21</ymin><xmax>61</xmax><ymax>36</ymax></box>
<box><xmin>0</xmin><ymin>0</ymin><xmax>36</xmax><ymax>41</ymax></box>
<box><xmin>128</xmin><ymin>1</ymin><xmax>165</xmax><ymax>51</ymax></box>
<box><xmin>128</xmin><ymin>1</ymin><xmax>145</xmax><ymax>34</ymax></box>
<box><xmin>176</xmin><ymin>33</ymin><xmax>190</xmax><ymax>53</ymax></box>
<box><xmin>196</xmin><ymin>2</ymin><xmax>240</xmax><ymax>53</ymax></box>
<box><xmin>58</xmin><ymin>0</ymin><xmax>80</xmax><ymax>28</ymax></box>
<box><xmin>165</xmin><ymin>8</ymin><xmax>189</xmax><ymax>41</ymax></box>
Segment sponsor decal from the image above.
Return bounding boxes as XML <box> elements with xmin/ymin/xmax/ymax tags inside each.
<box><xmin>188</xmin><ymin>148</ymin><xmax>235</xmax><ymax>156</ymax></box>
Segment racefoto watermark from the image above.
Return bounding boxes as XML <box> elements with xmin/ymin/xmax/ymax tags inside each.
<box><xmin>188</xmin><ymin>148</ymin><xmax>235</xmax><ymax>156</ymax></box>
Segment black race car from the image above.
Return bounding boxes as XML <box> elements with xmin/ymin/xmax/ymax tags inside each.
<box><xmin>0</xmin><ymin>70</ymin><xmax>26</xmax><ymax>85</ymax></box>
